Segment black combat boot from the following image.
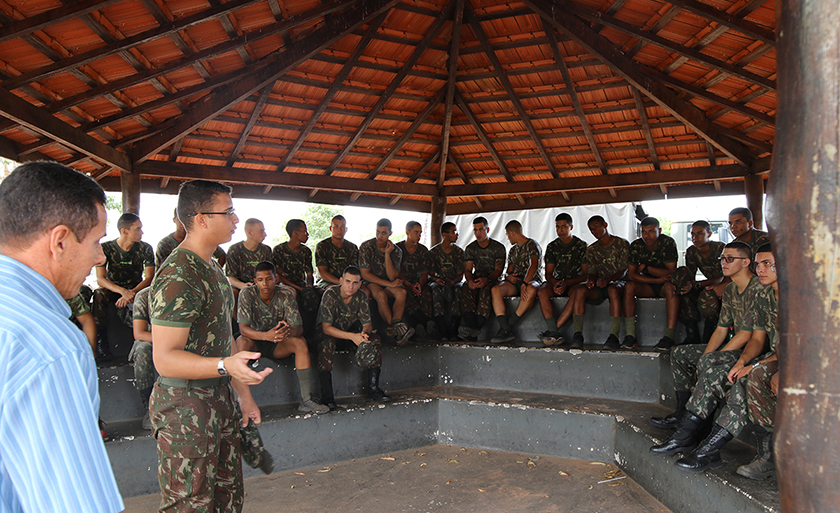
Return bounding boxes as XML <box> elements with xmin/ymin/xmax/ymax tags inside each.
<box><xmin>650</xmin><ymin>390</ymin><xmax>691</xmax><ymax>430</ymax></box>
<box><xmin>367</xmin><ymin>368</ymin><xmax>391</xmax><ymax>402</ymax></box>
<box><xmin>650</xmin><ymin>411</ymin><xmax>709</xmax><ymax>455</ymax></box>
<box><xmin>319</xmin><ymin>371</ymin><xmax>340</xmax><ymax>411</ymax></box>
<box><xmin>675</xmin><ymin>424</ymin><xmax>734</xmax><ymax>472</ymax></box>
<box><xmin>681</xmin><ymin>321</ymin><xmax>701</xmax><ymax>345</ymax></box>
<box><xmin>95</xmin><ymin>332</ymin><xmax>113</xmax><ymax>363</ymax></box>
<box><xmin>737</xmin><ymin>426</ymin><xmax>775</xmax><ymax>480</ymax></box>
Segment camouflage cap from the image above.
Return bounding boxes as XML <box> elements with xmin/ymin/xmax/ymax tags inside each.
<box><xmin>354</xmin><ymin>334</ymin><xmax>380</xmax><ymax>369</ymax></box>
<box><xmin>670</xmin><ymin>266</ymin><xmax>694</xmax><ymax>289</ymax></box>
<box><xmin>239</xmin><ymin>418</ymin><xmax>274</xmax><ymax>475</ymax></box>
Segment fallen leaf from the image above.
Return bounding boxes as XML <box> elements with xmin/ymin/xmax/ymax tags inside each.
<box><xmin>516</xmin><ymin>460</ymin><xmax>524</xmax><ymax>464</ymax></box>
<box><xmin>558</xmin><ymin>471</ymin><xmax>569</xmax><ymax>476</ymax></box>
<box><xmin>420</xmin><ymin>463</ymin><xmax>427</xmax><ymax>467</ymax></box>
<box><xmin>588</xmin><ymin>485</ymin><xmax>593</xmax><ymax>490</ymax></box>
<box><xmin>527</xmin><ymin>460</ymin><xmax>537</xmax><ymax>469</ymax></box>
<box><xmin>529</xmin><ymin>456</ymin><xmax>540</xmax><ymax>461</ymax></box>
<box><xmin>480</xmin><ymin>451</ymin><xmax>489</xmax><ymax>455</ymax></box>
<box><xmin>608</xmin><ymin>482</ymin><xmax>623</xmax><ymax>487</ymax></box>
<box><xmin>448</xmin><ymin>459</ymin><xmax>459</xmax><ymax>463</ymax></box>
<box><xmin>460</xmin><ymin>447</ymin><xmax>467</xmax><ymax>451</ymax></box>
<box><xmin>590</xmin><ymin>462</ymin><xmax>608</xmax><ymax>466</ymax></box>
<box><xmin>478</xmin><ymin>489</ymin><xmax>486</xmax><ymax>492</ymax></box>
<box><xmin>293</xmin><ymin>472</ymin><xmax>305</xmax><ymax>476</ymax></box>
<box><xmin>317</xmin><ymin>467</ymin><xmax>331</xmax><ymax>473</ymax></box>
<box><xmin>416</xmin><ymin>452</ymin><xmax>426</xmax><ymax>456</ymax></box>
<box><xmin>381</xmin><ymin>456</ymin><xmax>395</xmax><ymax>461</ymax></box>
<box><xmin>291</xmin><ymin>485</ymin><xmax>295</xmax><ymax>489</ymax></box>
<box><xmin>446</xmin><ymin>480</ymin><xmax>453</xmax><ymax>485</ymax></box>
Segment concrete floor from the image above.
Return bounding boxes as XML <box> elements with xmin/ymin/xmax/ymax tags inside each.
<box><xmin>123</xmin><ymin>445</ymin><xmax>671</xmax><ymax>513</ymax></box>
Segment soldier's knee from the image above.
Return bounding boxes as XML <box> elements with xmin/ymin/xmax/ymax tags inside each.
<box><xmin>392</xmin><ymin>287</ymin><xmax>407</xmax><ymax>299</ymax></box>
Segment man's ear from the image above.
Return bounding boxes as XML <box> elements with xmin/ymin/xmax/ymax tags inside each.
<box><xmin>49</xmin><ymin>225</ymin><xmax>72</xmax><ymax>261</ymax></box>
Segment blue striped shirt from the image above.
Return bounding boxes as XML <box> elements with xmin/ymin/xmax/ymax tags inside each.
<box><xmin>0</xmin><ymin>255</ymin><xmax>123</xmax><ymax>512</ymax></box>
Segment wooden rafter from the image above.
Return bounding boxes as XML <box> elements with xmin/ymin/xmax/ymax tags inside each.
<box><xmin>408</xmin><ymin>150</ymin><xmax>441</xmax><ymax>183</ymax></box>
<box><xmin>323</xmin><ymin>1</ymin><xmax>454</xmax><ymax>176</ymax></box>
<box><xmin>525</xmin><ymin>0</ymin><xmax>755</xmax><ymax>166</ymax></box>
<box><xmin>632</xmin><ymin>87</ymin><xmax>660</xmax><ymax>171</ymax></box>
<box><xmin>543</xmin><ymin>19</ymin><xmax>607</xmax><ymax>175</ymax></box>
<box><xmin>440</xmin><ymin>0</ymin><xmax>464</xmax><ymax>188</ymax></box>
<box><xmin>0</xmin><ymin>0</ymin><xmax>123</xmax><ymax>45</ymax></box>
<box><xmin>666</xmin><ymin>0</ymin><xmax>775</xmax><ymax>45</ymax></box>
<box><xmin>655</xmin><ymin>73</ymin><xmax>775</xmax><ymax>125</ymax></box>
<box><xmin>130</xmin><ymin>0</ymin><xmax>399</xmax><ymax>164</ymax></box>
<box><xmin>454</xmin><ymin>91</ymin><xmax>514</xmax><ymax>182</ymax></box>
<box><xmin>226</xmin><ymin>86</ymin><xmax>273</xmax><ymax>166</ymax></box>
<box><xmin>469</xmin><ymin>11</ymin><xmax>559</xmax><ymax>178</ymax></box>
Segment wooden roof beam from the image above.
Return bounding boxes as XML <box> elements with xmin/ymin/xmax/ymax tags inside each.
<box><xmin>543</xmin><ymin>20</ymin><xmax>607</xmax><ymax>175</ymax></box>
<box><xmin>278</xmin><ymin>12</ymin><xmax>388</xmax><ymax>172</ymax></box>
<box><xmin>324</xmin><ymin>0</ymin><xmax>454</xmax><ymax>176</ymax></box>
<box><xmin>408</xmin><ymin>150</ymin><xmax>441</xmax><ymax>183</ymax></box>
<box><xmin>666</xmin><ymin>0</ymin><xmax>775</xmax><ymax>45</ymax></box>
<box><xmin>454</xmin><ymin>91</ymin><xmax>514</xmax><ymax>182</ymax></box>
<box><xmin>469</xmin><ymin>11</ymin><xmax>560</xmax><ymax>178</ymax></box>
<box><xmin>440</xmin><ymin>0</ymin><xmax>465</xmax><ymax>188</ymax></box>
<box><xmin>226</xmin><ymin>85</ymin><xmax>273</xmax><ymax>166</ymax></box>
<box><xmin>525</xmin><ymin>0</ymin><xmax>755</xmax><ymax>166</ymax></box>
<box><xmin>0</xmin><ymin>0</ymin><xmax>123</xmax><ymax>45</ymax></box>
<box><xmin>633</xmin><ymin>87</ymin><xmax>660</xmax><ymax>171</ymax></box>
<box><xmin>448</xmin><ymin>154</ymin><xmax>471</xmax><ymax>184</ymax></box>
<box><xmin>655</xmin><ymin>73</ymin><xmax>775</xmax><ymax>125</ymax></box>
<box><xmin>130</xmin><ymin>0</ymin><xmax>399</xmax><ymax>164</ymax></box>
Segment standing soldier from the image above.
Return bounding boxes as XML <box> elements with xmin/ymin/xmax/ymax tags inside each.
<box><xmin>226</xmin><ymin>218</ymin><xmax>272</xmax><ymax>300</ymax></box>
<box><xmin>429</xmin><ymin>222</ymin><xmax>465</xmax><ymax>341</ymax></box>
<box><xmin>396</xmin><ymin>221</ymin><xmax>435</xmax><ymax>341</ymax></box>
<box><xmin>317</xmin><ymin>266</ymin><xmax>389</xmax><ymax>409</ymax></box>
<box><xmin>536</xmin><ymin>213</ymin><xmax>588</xmax><ymax>346</ymax></box>
<box><xmin>315</xmin><ymin>215</ymin><xmax>360</xmax><ymax>289</ymax></box>
<box><xmin>156</xmin><ymin>208</ymin><xmax>227</xmax><ymax>270</ymax></box>
<box><xmin>273</xmin><ymin>219</ymin><xmax>322</xmax><ymax>339</ymax></box>
<box><xmin>459</xmin><ymin>216</ymin><xmax>506</xmax><ymax>342</ymax></box>
<box><xmin>150</xmin><ymin>180</ymin><xmax>272</xmax><ymax>511</ymax></box>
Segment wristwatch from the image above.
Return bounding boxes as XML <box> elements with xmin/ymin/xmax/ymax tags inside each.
<box><xmin>217</xmin><ymin>357</ymin><xmax>227</xmax><ymax>376</ymax></box>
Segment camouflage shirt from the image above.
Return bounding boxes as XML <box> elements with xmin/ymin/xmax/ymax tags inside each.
<box><xmin>718</xmin><ymin>275</ymin><xmax>763</xmax><ymax>333</ymax></box>
<box><xmin>737</xmin><ymin>229</ymin><xmax>771</xmax><ymax>260</ymax></box>
<box><xmin>272</xmin><ymin>242</ymin><xmax>314</xmax><ymax>288</ymax></box>
<box><xmin>507</xmin><ymin>238</ymin><xmax>543</xmax><ymax>282</ymax></box>
<box><xmin>464</xmin><ymin>238</ymin><xmax>506</xmax><ymax>278</ymax></box>
<box><xmin>544</xmin><ymin>236</ymin><xmax>587</xmax><ymax>281</ymax></box>
<box><xmin>155</xmin><ymin>233</ymin><xmax>225</xmax><ymax>269</ymax></box>
<box><xmin>150</xmin><ymin>248</ymin><xmax>234</xmax><ymax>359</ymax></box>
<box><xmin>133</xmin><ymin>287</ymin><xmax>150</xmax><ymax>324</ymax></box>
<box><xmin>98</xmin><ymin>239</ymin><xmax>154</xmax><ymax>289</ymax></box>
<box><xmin>429</xmin><ymin>243</ymin><xmax>465</xmax><ymax>283</ymax></box>
<box><xmin>66</xmin><ymin>293</ymin><xmax>90</xmax><ymax>318</ymax></box>
<box><xmin>685</xmin><ymin>241</ymin><xmax>725</xmax><ymax>279</ymax></box>
<box><xmin>585</xmin><ymin>236</ymin><xmax>630</xmax><ymax>279</ymax></box>
<box><xmin>316</xmin><ymin>285</ymin><xmax>372</xmax><ymax>332</ymax></box>
<box><xmin>314</xmin><ymin>238</ymin><xmax>360</xmax><ymax>288</ymax></box>
<box><xmin>752</xmin><ymin>285</ymin><xmax>778</xmax><ymax>354</ymax></box>
<box><xmin>628</xmin><ymin>234</ymin><xmax>678</xmax><ymax>270</ymax></box>
<box><xmin>396</xmin><ymin>241</ymin><xmax>430</xmax><ymax>283</ymax></box>
<box><xmin>237</xmin><ymin>283</ymin><xmax>302</xmax><ymax>331</ymax></box>
<box><xmin>225</xmin><ymin>241</ymin><xmax>272</xmax><ymax>284</ymax></box>
<box><xmin>359</xmin><ymin>238</ymin><xmax>402</xmax><ymax>282</ymax></box>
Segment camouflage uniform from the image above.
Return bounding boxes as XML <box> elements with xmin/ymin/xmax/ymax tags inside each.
<box><xmin>628</xmin><ymin>234</ymin><xmax>678</xmax><ymax>296</ymax></box>
<box><xmin>156</xmin><ymin>233</ymin><xmax>226</xmax><ymax>270</ymax></box>
<box><xmin>746</xmin><ymin>285</ymin><xmax>779</xmax><ymax>431</ymax></box>
<box><xmin>506</xmin><ymin>238</ymin><xmax>543</xmax><ymax>285</ymax></box>
<box><xmin>67</xmin><ymin>293</ymin><xmax>90</xmax><ymax>318</ymax></box>
<box><xmin>461</xmin><ymin>238</ymin><xmax>506</xmax><ymax>320</ymax></box>
<box><xmin>671</xmin><ymin>241</ymin><xmax>725</xmax><ymax>322</ymax></box>
<box><xmin>396</xmin><ymin>241</ymin><xmax>433</xmax><ymax>322</ymax></box>
<box><xmin>236</xmin><ymin>283</ymin><xmax>302</xmax><ymax>361</ymax></box>
<box><xmin>272</xmin><ymin>242</ymin><xmax>314</xmax><ymax>288</ymax></box>
<box><xmin>314</xmin><ymin>237</ymin><xmax>360</xmax><ymax>288</ymax></box>
<box><xmin>128</xmin><ymin>287</ymin><xmax>156</xmax><ymax>391</ymax></box>
<box><xmin>737</xmin><ymin>229</ymin><xmax>770</xmax><ymax>273</ymax></box>
<box><xmin>359</xmin><ymin>238</ymin><xmax>402</xmax><ymax>284</ymax></box>
<box><xmin>93</xmin><ymin>239</ymin><xmax>155</xmax><ymax>331</ymax></box>
<box><xmin>429</xmin><ymin>243</ymin><xmax>465</xmax><ymax>319</ymax></box>
<box><xmin>583</xmin><ymin>236</ymin><xmax>629</xmax><ymax>304</ymax></box>
<box><xmin>149</xmin><ymin>248</ymin><xmax>243</xmax><ymax>512</ymax></box>
<box><xmin>225</xmin><ymin>241</ymin><xmax>272</xmax><ymax>285</ymax></box>
<box><xmin>316</xmin><ymin>285</ymin><xmax>381</xmax><ymax>372</ymax></box>
<box><xmin>544</xmin><ymin>235</ymin><xmax>587</xmax><ymax>284</ymax></box>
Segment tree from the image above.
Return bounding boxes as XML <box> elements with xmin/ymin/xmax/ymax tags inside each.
<box><xmin>301</xmin><ymin>203</ymin><xmax>344</xmax><ymax>244</ymax></box>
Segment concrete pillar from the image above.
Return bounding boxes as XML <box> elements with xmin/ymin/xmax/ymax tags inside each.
<box><xmin>770</xmin><ymin>1</ymin><xmax>840</xmax><ymax>511</ymax></box>
<box><xmin>430</xmin><ymin>195</ymin><xmax>446</xmax><ymax>246</ymax></box>
<box><xmin>121</xmin><ymin>171</ymin><xmax>140</xmax><ymax>214</ymax></box>
<box><xmin>744</xmin><ymin>174</ymin><xmax>764</xmax><ymax>229</ymax></box>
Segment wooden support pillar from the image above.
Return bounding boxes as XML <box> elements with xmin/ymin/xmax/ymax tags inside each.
<box><xmin>771</xmin><ymin>1</ymin><xmax>840</xmax><ymax>511</ymax></box>
<box><xmin>121</xmin><ymin>171</ymin><xmax>141</xmax><ymax>214</ymax></box>
<box><xmin>744</xmin><ymin>173</ymin><xmax>765</xmax><ymax>229</ymax></box>
<box><xmin>430</xmin><ymin>195</ymin><xmax>446</xmax><ymax>246</ymax></box>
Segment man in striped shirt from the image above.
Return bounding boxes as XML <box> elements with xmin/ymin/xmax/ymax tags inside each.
<box><xmin>0</xmin><ymin>161</ymin><xmax>123</xmax><ymax>512</ymax></box>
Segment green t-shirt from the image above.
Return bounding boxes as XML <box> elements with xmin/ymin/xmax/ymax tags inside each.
<box><xmin>718</xmin><ymin>274</ymin><xmax>763</xmax><ymax>333</ymax></box>
<box><xmin>752</xmin><ymin>284</ymin><xmax>778</xmax><ymax>355</ymax></box>
<box><xmin>237</xmin><ymin>283</ymin><xmax>302</xmax><ymax>331</ymax></box>
<box><xmin>464</xmin><ymin>238</ymin><xmax>506</xmax><ymax>278</ymax></box>
<box><xmin>396</xmin><ymin>241</ymin><xmax>430</xmax><ymax>282</ymax></box>
<box><xmin>314</xmin><ymin>238</ymin><xmax>359</xmax><ymax>288</ymax></box>
<box><xmin>585</xmin><ymin>236</ymin><xmax>630</xmax><ymax>279</ymax></box>
<box><xmin>225</xmin><ymin>241</ymin><xmax>272</xmax><ymax>284</ymax></box>
<box><xmin>133</xmin><ymin>287</ymin><xmax>150</xmax><ymax>323</ymax></box>
<box><xmin>685</xmin><ymin>241</ymin><xmax>725</xmax><ymax>279</ymax></box>
<box><xmin>429</xmin><ymin>243</ymin><xmax>465</xmax><ymax>283</ymax></box>
<box><xmin>316</xmin><ymin>285</ymin><xmax>372</xmax><ymax>332</ymax></box>
<box><xmin>544</xmin><ymin>236</ymin><xmax>587</xmax><ymax>281</ymax></box>
<box><xmin>150</xmin><ymin>248</ymin><xmax>234</xmax><ymax>358</ymax></box>
<box><xmin>272</xmin><ymin>242</ymin><xmax>313</xmax><ymax>288</ymax></box>
<box><xmin>98</xmin><ymin>239</ymin><xmax>154</xmax><ymax>288</ymax></box>
<box><xmin>628</xmin><ymin>234</ymin><xmax>678</xmax><ymax>270</ymax></box>
<box><xmin>359</xmin><ymin>238</ymin><xmax>402</xmax><ymax>282</ymax></box>
<box><xmin>507</xmin><ymin>238</ymin><xmax>543</xmax><ymax>282</ymax></box>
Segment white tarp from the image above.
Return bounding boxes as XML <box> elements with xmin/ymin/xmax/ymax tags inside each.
<box><xmin>445</xmin><ymin>203</ymin><xmax>638</xmax><ymax>250</ymax></box>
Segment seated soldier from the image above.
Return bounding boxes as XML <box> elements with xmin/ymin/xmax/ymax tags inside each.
<box><xmin>459</xmin><ymin>216</ymin><xmax>506</xmax><ymax>342</ymax></box>
<box><xmin>315</xmin><ymin>215</ymin><xmax>361</xmax><ymax>290</ymax></box>
<box><xmin>491</xmin><ymin>220</ymin><xmax>543</xmax><ymax>343</ymax></box>
<box><xmin>317</xmin><ymin>266</ymin><xmax>390</xmax><ymax>409</ymax></box>
<box><xmin>156</xmin><ymin>208</ymin><xmax>226</xmax><ymax>269</ymax></box>
<box><xmin>129</xmin><ymin>286</ymin><xmax>156</xmax><ymax>430</ymax></box>
<box><xmin>93</xmin><ymin>213</ymin><xmax>154</xmax><ymax>361</ymax></box>
<box><xmin>623</xmin><ymin>217</ymin><xmax>679</xmax><ymax>350</ymax></box>
<box><xmin>668</xmin><ymin>244</ymin><xmax>779</xmax><ymax>474</ymax></box>
<box><xmin>671</xmin><ymin>221</ymin><xmax>727</xmax><ymax>346</ymax></box>
<box><xmin>235</xmin><ymin>261</ymin><xmax>328</xmax><ymax>414</ymax></box>
<box><xmin>566</xmin><ymin>216</ymin><xmax>629</xmax><ymax>350</ymax></box>
<box><xmin>396</xmin><ymin>221</ymin><xmax>435</xmax><ymax>341</ymax></box>
<box><xmin>273</xmin><ymin>219</ymin><xmax>322</xmax><ymax>339</ymax></box>
<box><xmin>67</xmin><ymin>290</ymin><xmax>96</xmax><ymax>353</ymax></box>
<box><xmin>429</xmin><ymin>222</ymin><xmax>464</xmax><ymax>341</ymax></box>
<box><xmin>537</xmin><ymin>213</ymin><xmax>587</xmax><ymax>346</ymax></box>
<box><xmin>359</xmin><ymin>218</ymin><xmax>413</xmax><ymax>345</ymax></box>
<box><xmin>226</xmin><ymin>217</ymin><xmax>272</xmax><ymax>300</ymax></box>
<box><xmin>729</xmin><ymin>207</ymin><xmax>770</xmax><ymax>264</ymax></box>
<box><xmin>650</xmin><ymin>241</ymin><xmax>763</xmax><ymax>444</ymax></box>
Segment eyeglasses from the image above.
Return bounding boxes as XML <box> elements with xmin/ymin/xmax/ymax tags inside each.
<box><xmin>186</xmin><ymin>208</ymin><xmax>236</xmax><ymax>217</ymax></box>
<box><xmin>719</xmin><ymin>256</ymin><xmax>748</xmax><ymax>263</ymax></box>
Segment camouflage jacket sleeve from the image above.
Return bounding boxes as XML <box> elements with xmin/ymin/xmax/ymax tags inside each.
<box><xmin>133</xmin><ymin>287</ymin><xmax>150</xmax><ymax>322</ymax></box>
<box><xmin>236</xmin><ymin>285</ymin><xmax>257</xmax><ymax>325</ymax></box>
<box><xmin>315</xmin><ymin>239</ymin><xmax>329</xmax><ymax>268</ymax></box>
<box><xmin>359</xmin><ymin>240</ymin><xmax>373</xmax><ymax>270</ymax></box>
<box><xmin>280</xmin><ymin>287</ymin><xmax>303</xmax><ymax>328</ymax></box>
<box><xmin>685</xmin><ymin>246</ymin><xmax>700</xmax><ymax>276</ymax></box>
<box><xmin>66</xmin><ymin>294</ymin><xmax>90</xmax><ymax>318</ymax></box>
<box><xmin>661</xmin><ymin>236</ymin><xmax>678</xmax><ymax>264</ymax></box>
<box><xmin>628</xmin><ymin>239</ymin><xmax>644</xmax><ymax>267</ymax></box>
<box><xmin>317</xmin><ymin>288</ymin><xmax>339</xmax><ymax>327</ymax></box>
<box><xmin>225</xmin><ymin>244</ymin><xmax>242</xmax><ymax>278</ymax></box>
<box><xmin>150</xmin><ymin>265</ymin><xmax>202</xmax><ymax>328</ymax></box>
<box><xmin>356</xmin><ymin>291</ymin><xmax>372</xmax><ymax>326</ymax></box>
<box><xmin>718</xmin><ymin>283</ymin><xmax>736</xmax><ymax>329</ymax></box>
<box><xmin>140</xmin><ymin>242</ymin><xmax>155</xmax><ymax>268</ymax></box>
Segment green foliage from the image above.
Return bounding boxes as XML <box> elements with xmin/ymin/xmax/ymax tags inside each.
<box><xmin>105</xmin><ymin>194</ymin><xmax>123</xmax><ymax>213</ymax></box>
<box><xmin>301</xmin><ymin>203</ymin><xmax>344</xmax><ymax>244</ymax></box>
<box><xmin>659</xmin><ymin>217</ymin><xmax>673</xmax><ymax>236</ymax></box>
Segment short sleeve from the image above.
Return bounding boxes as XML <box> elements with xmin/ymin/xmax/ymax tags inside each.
<box><xmin>357</xmin><ymin>293</ymin><xmax>372</xmax><ymax>325</ymax></box>
<box><xmin>142</xmin><ymin>243</ymin><xmax>155</xmax><ymax>268</ymax></box>
<box><xmin>236</xmin><ymin>286</ymin><xmax>256</xmax><ymax>325</ymax></box>
<box><xmin>359</xmin><ymin>243</ymin><xmax>371</xmax><ymax>270</ymax></box>
<box><xmin>151</xmin><ymin>267</ymin><xmax>201</xmax><ymax>328</ymax></box>
<box><xmin>718</xmin><ymin>285</ymin><xmax>734</xmax><ymax>328</ymax></box>
<box><xmin>282</xmin><ymin>289</ymin><xmax>303</xmax><ymax>327</ymax></box>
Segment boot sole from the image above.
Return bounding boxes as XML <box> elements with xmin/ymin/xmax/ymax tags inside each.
<box><xmin>676</xmin><ymin>459</ymin><xmax>724</xmax><ymax>473</ymax></box>
<box><xmin>650</xmin><ymin>443</ymin><xmax>698</xmax><ymax>456</ymax></box>
<box><xmin>736</xmin><ymin>468</ymin><xmax>775</xmax><ymax>480</ymax></box>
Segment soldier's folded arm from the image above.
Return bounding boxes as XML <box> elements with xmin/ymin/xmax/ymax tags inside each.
<box><xmin>322</xmin><ymin>322</ymin><xmax>365</xmax><ymax>345</ymax></box>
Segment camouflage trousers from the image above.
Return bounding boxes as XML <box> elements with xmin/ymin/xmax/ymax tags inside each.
<box><xmin>671</xmin><ymin>267</ymin><xmax>722</xmax><ymax>322</ymax></box>
<box><xmin>150</xmin><ymin>380</ymin><xmax>243</xmax><ymax>513</ymax></box>
<box><xmin>317</xmin><ymin>326</ymin><xmax>382</xmax><ymax>372</ymax></box>
<box><xmin>748</xmin><ymin>361</ymin><xmax>779</xmax><ymax>432</ymax></box>
<box><xmin>686</xmin><ymin>350</ymin><xmax>742</xmax><ymax>421</ymax></box>
<box><xmin>714</xmin><ymin>375</ymin><xmax>750</xmax><ymax>436</ymax></box>
<box><xmin>431</xmin><ymin>282</ymin><xmax>462</xmax><ymax>319</ymax></box>
<box><xmin>671</xmin><ymin>344</ymin><xmax>706</xmax><ymax>391</ymax></box>
<box><xmin>460</xmin><ymin>284</ymin><xmax>493</xmax><ymax>319</ymax></box>
<box><xmin>92</xmin><ymin>288</ymin><xmax>130</xmax><ymax>330</ymax></box>
<box><xmin>128</xmin><ymin>340</ymin><xmax>156</xmax><ymax>390</ymax></box>
<box><xmin>404</xmin><ymin>283</ymin><xmax>433</xmax><ymax>322</ymax></box>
